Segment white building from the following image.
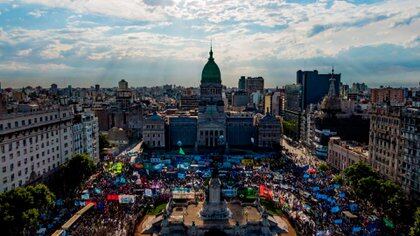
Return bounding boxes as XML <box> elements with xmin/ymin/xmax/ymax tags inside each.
<box><xmin>0</xmin><ymin>105</ymin><xmax>74</xmax><ymax>192</ymax></box>
<box><xmin>73</xmin><ymin>111</ymin><xmax>99</xmax><ymax>161</ymax></box>
<box><xmin>143</xmin><ymin>112</ymin><xmax>165</xmax><ymax>148</ymax></box>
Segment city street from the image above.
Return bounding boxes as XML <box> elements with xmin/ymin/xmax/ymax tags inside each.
<box><xmin>282</xmin><ymin>138</ymin><xmax>322</xmax><ymax>167</ymax></box>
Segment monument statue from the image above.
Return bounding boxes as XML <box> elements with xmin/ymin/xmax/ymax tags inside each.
<box><xmin>200</xmin><ymin>165</ymin><xmax>231</xmax><ymax>220</ymax></box>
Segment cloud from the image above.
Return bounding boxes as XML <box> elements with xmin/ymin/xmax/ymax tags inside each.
<box><xmin>28</xmin><ymin>9</ymin><xmax>46</xmax><ymax>18</ymax></box>
<box><xmin>0</xmin><ymin>0</ymin><xmax>418</xmax><ymax>87</ymax></box>
<box><xmin>16</xmin><ymin>49</ymin><xmax>33</xmax><ymax>57</ymax></box>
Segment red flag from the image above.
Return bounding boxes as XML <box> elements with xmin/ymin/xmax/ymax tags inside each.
<box><xmin>106</xmin><ymin>194</ymin><xmax>119</xmax><ymax>201</ymax></box>
<box><xmin>259</xmin><ymin>185</ymin><xmax>273</xmax><ymax>200</ymax></box>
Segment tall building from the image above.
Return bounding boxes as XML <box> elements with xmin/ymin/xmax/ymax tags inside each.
<box><xmin>296</xmin><ymin>69</ymin><xmax>341</xmax><ymax>109</ymax></box>
<box><xmin>238</xmin><ymin>76</ymin><xmax>246</xmax><ymax>90</ymax></box>
<box><xmin>368</xmin><ymin>106</ymin><xmax>403</xmax><ymax>184</ymax></box>
<box><xmin>245</xmin><ymin>76</ymin><xmax>264</xmax><ymax>94</ymax></box>
<box><xmin>72</xmin><ymin>111</ymin><xmax>100</xmax><ymax>161</ymax></box>
<box><xmin>0</xmin><ymin>105</ymin><xmax>74</xmax><ymax>192</ymax></box>
<box><xmin>197</xmin><ymin>46</ymin><xmax>226</xmax><ymax>147</ymax></box>
<box><xmin>116</xmin><ymin>79</ymin><xmax>132</xmax><ymax>110</ymax></box>
<box><xmin>401</xmin><ymin>107</ymin><xmax>419</xmax><ymax>199</ymax></box>
<box><xmin>371</xmin><ymin>87</ymin><xmax>404</xmax><ymax>106</ymax></box>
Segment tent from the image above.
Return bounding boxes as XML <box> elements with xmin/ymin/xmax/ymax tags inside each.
<box><xmin>307</xmin><ymin>167</ymin><xmax>317</xmax><ymax>174</ymax></box>
<box><xmin>383</xmin><ymin>218</ymin><xmax>395</xmax><ymax>229</ymax></box>
<box><xmin>106</xmin><ymin>194</ymin><xmax>119</xmax><ymax>201</ymax></box>
<box><xmin>330</xmin><ymin>206</ymin><xmax>340</xmax><ymax>213</ymax></box>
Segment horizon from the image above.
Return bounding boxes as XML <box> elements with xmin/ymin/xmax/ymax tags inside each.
<box><xmin>0</xmin><ymin>0</ymin><xmax>419</xmax><ymax>88</ymax></box>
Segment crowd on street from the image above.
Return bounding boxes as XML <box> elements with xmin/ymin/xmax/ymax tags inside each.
<box><xmin>49</xmin><ymin>140</ymin><xmax>392</xmax><ymax>236</ymax></box>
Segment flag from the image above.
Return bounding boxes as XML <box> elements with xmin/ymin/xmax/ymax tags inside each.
<box><xmin>259</xmin><ymin>185</ymin><xmax>273</xmax><ymax>200</ymax></box>
<box><xmin>179</xmin><ymin>147</ymin><xmax>185</xmax><ymax>155</ymax></box>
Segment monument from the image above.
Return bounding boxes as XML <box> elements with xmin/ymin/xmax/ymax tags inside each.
<box><xmin>199</xmin><ymin>167</ymin><xmax>231</xmax><ymax>220</ymax></box>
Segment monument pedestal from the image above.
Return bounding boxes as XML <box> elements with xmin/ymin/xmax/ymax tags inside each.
<box><xmin>200</xmin><ymin>177</ymin><xmax>231</xmax><ymax>220</ymax></box>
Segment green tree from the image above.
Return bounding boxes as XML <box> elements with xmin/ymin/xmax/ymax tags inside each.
<box><xmin>282</xmin><ymin>119</ymin><xmax>298</xmax><ymax>139</ymax></box>
<box><xmin>0</xmin><ymin>184</ymin><xmax>55</xmax><ymax>235</ymax></box>
<box><xmin>318</xmin><ymin>163</ymin><xmax>329</xmax><ymax>172</ymax></box>
<box><xmin>46</xmin><ymin>153</ymin><xmax>96</xmax><ymax>197</ymax></box>
<box><xmin>410</xmin><ymin>207</ymin><xmax>420</xmax><ymax>236</ymax></box>
<box><xmin>343</xmin><ymin>161</ymin><xmax>377</xmax><ymax>187</ymax></box>
<box><xmin>99</xmin><ymin>133</ymin><xmax>111</xmax><ymax>153</ymax></box>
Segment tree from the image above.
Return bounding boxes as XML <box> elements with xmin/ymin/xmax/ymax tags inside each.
<box><xmin>282</xmin><ymin>119</ymin><xmax>298</xmax><ymax>139</ymax></box>
<box><xmin>343</xmin><ymin>161</ymin><xmax>377</xmax><ymax>187</ymax></box>
<box><xmin>410</xmin><ymin>208</ymin><xmax>420</xmax><ymax>236</ymax></box>
<box><xmin>46</xmin><ymin>153</ymin><xmax>96</xmax><ymax>198</ymax></box>
<box><xmin>0</xmin><ymin>184</ymin><xmax>55</xmax><ymax>235</ymax></box>
<box><xmin>99</xmin><ymin>133</ymin><xmax>111</xmax><ymax>152</ymax></box>
<box><xmin>318</xmin><ymin>163</ymin><xmax>329</xmax><ymax>173</ymax></box>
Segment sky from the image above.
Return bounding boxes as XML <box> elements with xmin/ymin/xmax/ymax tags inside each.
<box><xmin>0</xmin><ymin>0</ymin><xmax>419</xmax><ymax>88</ymax></box>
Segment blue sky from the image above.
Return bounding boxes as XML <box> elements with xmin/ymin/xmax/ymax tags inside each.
<box><xmin>0</xmin><ymin>0</ymin><xmax>419</xmax><ymax>88</ymax></box>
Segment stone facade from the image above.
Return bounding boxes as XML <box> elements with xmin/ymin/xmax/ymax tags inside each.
<box><xmin>0</xmin><ymin>106</ymin><xmax>74</xmax><ymax>192</ymax></box>
<box><xmin>368</xmin><ymin>106</ymin><xmax>403</xmax><ymax>183</ymax></box>
<box><xmin>327</xmin><ymin>137</ymin><xmax>368</xmax><ymax>171</ymax></box>
<box><xmin>143</xmin><ymin>112</ymin><xmax>165</xmax><ymax>148</ymax></box>
<box><xmin>256</xmin><ymin>113</ymin><xmax>282</xmax><ymax>148</ymax></box>
<box><xmin>401</xmin><ymin>107</ymin><xmax>419</xmax><ymax>199</ymax></box>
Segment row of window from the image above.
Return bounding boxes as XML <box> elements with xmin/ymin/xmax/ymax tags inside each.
<box><xmin>0</xmin><ymin>113</ymin><xmax>70</xmax><ymax>131</ymax></box>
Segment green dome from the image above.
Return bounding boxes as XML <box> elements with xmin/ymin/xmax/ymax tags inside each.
<box><xmin>201</xmin><ymin>48</ymin><xmax>221</xmax><ymax>84</ymax></box>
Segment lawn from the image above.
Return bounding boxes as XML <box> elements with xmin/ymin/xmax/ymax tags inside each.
<box><xmin>147</xmin><ymin>203</ymin><xmax>167</xmax><ymax>215</ymax></box>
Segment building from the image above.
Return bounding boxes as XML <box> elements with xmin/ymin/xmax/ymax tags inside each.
<box><xmin>72</xmin><ymin>111</ymin><xmax>99</xmax><ymax>161</ymax></box>
<box><xmin>0</xmin><ymin>105</ymin><xmax>74</xmax><ymax>192</ymax></box>
<box><xmin>231</xmin><ymin>90</ymin><xmax>249</xmax><ymax>107</ymax></box>
<box><xmin>116</xmin><ymin>79</ymin><xmax>133</xmax><ymax>110</ymax></box>
<box><xmin>107</xmin><ymin>127</ymin><xmax>129</xmax><ymax>148</ymax></box>
<box><xmin>264</xmin><ymin>92</ymin><xmax>272</xmax><ymax>114</ymax></box>
<box><xmin>238</xmin><ymin>76</ymin><xmax>246</xmax><ymax>90</ymax></box>
<box><xmin>197</xmin><ymin>46</ymin><xmax>226</xmax><ymax>147</ymax></box>
<box><xmin>168</xmin><ymin>116</ymin><xmax>197</xmax><ymax>148</ymax></box>
<box><xmin>283</xmin><ymin>84</ymin><xmax>302</xmax><ymax>140</ymax></box>
<box><xmin>296</xmin><ymin>69</ymin><xmax>341</xmax><ymax>109</ymax></box>
<box><xmin>368</xmin><ymin>106</ymin><xmax>403</xmax><ymax>184</ymax></box>
<box><xmin>401</xmin><ymin>107</ymin><xmax>419</xmax><ymax>199</ymax></box>
<box><xmin>271</xmin><ymin>90</ymin><xmax>284</xmax><ymax>116</ymax></box>
<box><xmin>143</xmin><ymin>112</ymin><xmax>166</xmax><ymax>148</ymax></box>
<box><xmin>244</xmin><ymin>76</ymin><xmax>264</xmax><ymax>94</ymax></box>
<box><xmin>371</xmin><ymin>87</ymin><xmax>404</xmax><ymax>106</ymax></box>
<box><xmin>327</xmin><ymin>137</ymin><xmax>368</xmax><ymax>171</ymax></box>
<box><xmin>256</xmin><ymin>113</ymin><xmax>282</xmax><ymax>148</ymax></box>
<box><xmin>226</xmin><ymin>113</ymin><xmax>256</xmax><ymax>147</ymax></box>
<box><xmin>180</xmin><ymin>95</ymin><xmax>199</xmax><ymax>111</ymax></box>
<box><xmin>284</xmin><ymin>84</ymin><xmax>302</xmax><ymax>113</ymax></box>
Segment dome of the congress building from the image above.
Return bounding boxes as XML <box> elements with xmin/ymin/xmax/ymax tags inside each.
<box><xmin>201</xmin><ymin>46</ymin><xmax>221</xmax><ymax>84</ymax></box>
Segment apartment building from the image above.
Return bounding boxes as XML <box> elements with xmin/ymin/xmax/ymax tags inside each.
<box><xmin>328</xmin><ymin>137</ymin><xmax>368</xmax><ymax>171</ymax></box>
<box><xmin>368</xmin><ymin>106</ymin><xmax>403</xmax><ymax>184</ymax></box>
<box><xmin>73</xmin><ymin>111</ymin><xmax>99</xmax><ymax>161</ymax></box>
<box><xmin>0</xmin><ymin>105</ymin><xmax>74</xmax><ymax>192</ymax></box>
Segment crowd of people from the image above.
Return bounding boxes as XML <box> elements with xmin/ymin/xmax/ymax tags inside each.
<box><xmin>50</xmin><ymin>140</ymin><xmax>390</xmax><ymax>236</ymax></box>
